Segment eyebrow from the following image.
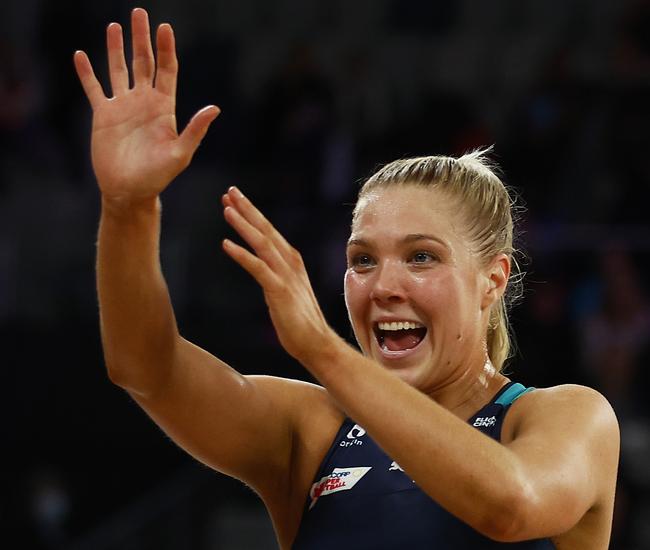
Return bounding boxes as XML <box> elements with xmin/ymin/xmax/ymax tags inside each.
<box><xmin>347</xmin><ymin>233</ymin><xmax>450</xmax><ymax>251</ymax></box>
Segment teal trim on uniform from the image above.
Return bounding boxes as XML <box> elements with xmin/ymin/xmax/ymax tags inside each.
<box><xmin>495</xmin><ymin>383</ymin><xmax>536</xmax><ymax>406</ymax></box>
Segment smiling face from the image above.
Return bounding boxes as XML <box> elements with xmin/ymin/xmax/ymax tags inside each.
<box><xmin>344</xmin><ymin>185</ymin><xmax>497</xmax><ymax>392</ymax></box>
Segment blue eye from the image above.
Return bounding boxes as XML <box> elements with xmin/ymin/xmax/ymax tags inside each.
<box><xmin>350</xmin><ymin>254</ymin><xmax>375</xmax><ymax>269</ymax></box>
<box><xmin>410</xmin><ymin>252</ymin><xmax>436</xmax><ymax>264</ymax></box>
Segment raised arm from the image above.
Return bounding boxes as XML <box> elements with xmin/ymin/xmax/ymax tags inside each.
<box><xmin>74</xmin><ymin>7</ymin><xmax>219</xmax><ymax>396</ymax></box>
<box><xmin>74</xmin><ymin>9</ymin><xmax>304</xmax><ymax>493</ymax></box>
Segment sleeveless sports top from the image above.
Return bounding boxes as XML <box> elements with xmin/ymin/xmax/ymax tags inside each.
<box><xmin>292</xmin><ymin>382</ymin><xmax>555</xmax><ymax>549</ymax></box>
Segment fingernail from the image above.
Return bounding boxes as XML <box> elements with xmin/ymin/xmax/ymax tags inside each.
<box><xmin>229</xmin><ymin>186</ymin><xmax>244</xmax><ymax>198</ymax></box>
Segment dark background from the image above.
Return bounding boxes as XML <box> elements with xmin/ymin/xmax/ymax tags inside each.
<box><xmin>2</xmin><ymin>0</ymin><xmax>650</xmax><ymax>548</ymax></box>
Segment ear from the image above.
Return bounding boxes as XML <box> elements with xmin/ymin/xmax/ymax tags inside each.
<box><xmin>480</xmin><ymin>254</ymin><xmax>511</xmax><ymax>309</ymax></box>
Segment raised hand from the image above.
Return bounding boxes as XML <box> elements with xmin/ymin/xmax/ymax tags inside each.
<box><xmin>222</xmin><ymin>187</ymin><xmax>340</xmax><ymax>367</ymax></box>
<box><xmin>74</xmin><ymin>8</ymin><xmax>220</xmax><ymax>205</ymax></box>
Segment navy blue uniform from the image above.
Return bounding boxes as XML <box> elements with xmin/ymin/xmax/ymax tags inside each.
<box><xmin>292</xmin><ymin>382</ymin><xmax>555</xmax><ymax>549</ymax></box>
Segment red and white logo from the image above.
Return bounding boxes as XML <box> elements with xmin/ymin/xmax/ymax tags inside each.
<box><xmin>308</xmin><ymin>466</ymin><xmax>372</xmax><ymax>509</ymax></box>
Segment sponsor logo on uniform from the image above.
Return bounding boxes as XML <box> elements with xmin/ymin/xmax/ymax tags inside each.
<box><xmin>309</xmin><ymin>466</ymin><xmax>372</xmax><ymax>509</ymax></box>
<box><xmin>473</xmin><ymin>416</ymin><xmax>497</xmax><ymax>428</ymax></box>
<box><xmin>340</xmin><ymin>424</ymin><xmax>366</xmax><ymax>447</ymax></box>
<box><xmin>388</xmin><ymin>460</ymin><xmax>404</xmax><ymax>472</ymax></box>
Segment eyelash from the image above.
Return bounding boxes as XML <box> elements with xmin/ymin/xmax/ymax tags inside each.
<box><xmin>409</xmin><ymin>251</ymin><xmax>437</xmax><ymax>264</ymax></box>
<box><xmin>348</xmin><ymin>251</ymin><xmax>438</xmax><ymax>270</ymax></box>
<box><xmin>349</xmin><ymin>254</ymin><xmax>375</xmax><ymax>269</ymax></box>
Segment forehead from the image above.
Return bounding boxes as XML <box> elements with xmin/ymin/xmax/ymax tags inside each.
<box><xmin>351</xmin><ymin>185</ymin><xmax>463</xmax><ymax>239</ymax></box>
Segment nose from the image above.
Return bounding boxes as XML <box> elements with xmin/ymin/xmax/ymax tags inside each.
<box><xmin>369</xmin><ymin>260</ymin><xmax>407</xmax><ymax>304</ymax></box>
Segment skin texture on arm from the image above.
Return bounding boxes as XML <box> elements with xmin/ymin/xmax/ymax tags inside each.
<box><xmin>74</xmin><ymin>8</ymin><xmax>309</xmax><ymax>497</ymax></box>
<box><xmin>221</xmin><ymin>185</ymin><xmax>619</xmax><ymax>545</ymax></box>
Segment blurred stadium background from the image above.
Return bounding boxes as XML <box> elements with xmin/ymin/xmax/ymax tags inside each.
<box><xmin>2</xmin><ymin>0</ymin><xmax>650</xmax><ymax>548</ymax></box>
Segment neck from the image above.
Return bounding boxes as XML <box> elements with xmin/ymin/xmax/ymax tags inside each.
<box><xmin>427</xmin><ymin>357</ymin><xmax>509</xmax><ymax>421</ymax></box>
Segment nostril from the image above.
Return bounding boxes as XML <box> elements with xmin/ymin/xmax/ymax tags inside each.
<box><xmin>370</xmin><ymin>288</ymin><xmax>406</xmax><ymax>303</ymax></box>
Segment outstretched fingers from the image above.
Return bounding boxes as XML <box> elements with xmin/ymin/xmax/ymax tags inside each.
<box><xmin>222</xmin><ymin>238</ymin><xmax>282</xmax><ymax>290</ymax></box>
<box><xmin>131</xmin><ymin>8</ymin><xmax>155</xmax><ymax>86</ymax></box>
<box><xmin>73</xmin><ymin>50</ymin><xmax>106</xmax><ymax>109</ymax></box>
<box><xmin>223</xmin><ymin>203</ymin><xmax>288</xmax><ymax>276</ymax></box>
<box><xmin>155</xmin><ymin>23</ymin><xmax>178</xmax><ymax>98</ymax></box>
<box><xmin>222</xmin><ymin>189</ymin><xmax>307</xmax><ymax>293</ymax></box>
<box><xmin>224</xmin><ymin>187</ymin><xmax>299</xmax><ymax>266</ymax></box>
<box><xmin>106</xmin><ymin>22</ymin><xmax>129</xmax><ymax>96</ymax></box>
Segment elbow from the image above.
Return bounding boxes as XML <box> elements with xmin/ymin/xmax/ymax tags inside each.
<box><xmin>103</xmin><ymin>356</ymin><xmax>161</xmax><ymax>399</ymax></box>
<box><xmin>104</xmin><ymin>357</ymin><xmax>140</xmax><ymax>393</ymax></box>
<box><xmin>102</xmin><ymin>336</ymin><xmax>178</xmax><ymax>397</ymax></box>
<box><xmin>102</xmin><ymin>346</ymin><xmax>131</xmax><ymax>387</ymax></box>
<box><xmin>474</xmin><ymin>479</ymin><xmax>539</xmax><ymax>543</ymax></box>
<box><xmin>105</xmin><ymin>358</ymin><xmax>130</xmax><ymax>388</ymax></box>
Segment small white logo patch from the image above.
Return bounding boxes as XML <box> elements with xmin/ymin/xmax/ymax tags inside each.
<box><xmin>309</xmin><ymin>466</ymin><xmax>372</xmax><ymax>509</ymax></box>
<box><xmin>340</xmin><ymin>424</ymin><xmax>366</xmax><ymax>447</ymax></box>
<box><xmin>346</xmin><ymin>424</ymin><xmax>366</xmax><ymax>439</ymax></box>
<box><xmin>473</xmin><ymin>416</ymin><xmax>497</xmax><ymax>428</ymax></box>
<box><xmin>389</xmin><ymin>461</ymin><xmax>404</xmax><ymax>472</ymax></box>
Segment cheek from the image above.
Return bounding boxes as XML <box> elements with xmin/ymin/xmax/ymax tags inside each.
<box><xmin>411</xmin><ymin>273</ymin><xmax>471</xmax><ymax>324</ymax></box>
<box><xmin>344</xmin><ymin>271</ymin><xmax>373</xmax><ymax>349</ymax></box>
<box><xmin>343</xmin><ymin>270</ymin><xmax>368</xmax><ymax>319</ymax></box>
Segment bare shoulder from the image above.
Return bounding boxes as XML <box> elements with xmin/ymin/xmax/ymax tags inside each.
<box><xmin>504</xmin><ymin>384</ymin><xmax>620</xmax><ymax>546</ymax></box>
<box><xmin>504</xmin><ymin>383</ymin><xmax>620</xmax><ymax>463</ymax></box>
<box><xmin>509</xmin><ymin>384</ymin><xmax>618</xmax><ymax>438</ymax></box>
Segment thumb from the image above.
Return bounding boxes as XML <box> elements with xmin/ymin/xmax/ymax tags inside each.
<box><xmin>177</xmin><ymin>105</ymin><xmax>220</xmax><ymax>158</ymax></box>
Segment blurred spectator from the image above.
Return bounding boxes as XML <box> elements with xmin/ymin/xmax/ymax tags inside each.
<box><xmin>576</xmin><ymin>246</ymin><xmax>650</xmax><ymax>549</ymax></box>
<box><xmin>253</xmin><ymin>42</ymin><xmax>335</xmax><ymax>207</ymax></box>
<box><xmin>578</xmin><ymin>246</ymin><xmax>650</xmax><ymax>415</ymax></box>
<box><xmin>501</xmin><ymin>45</ymin><xmax>590</xmax><ymax>221</ymax></box>
<box><xmin>513</xmin><ymin>261</ymin><xmax>580</xmax><ymax>388</ymax></box>
<box><xmin>0</xmin><ymin>38</ymin><xmax>42</xmax><ymax>187</ymax></box>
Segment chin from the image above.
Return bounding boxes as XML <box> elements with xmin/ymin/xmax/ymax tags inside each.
<box><xmin>372</xmin><ymin>349</ymin><xmax>432</xmax><ymax>387</ymax></box>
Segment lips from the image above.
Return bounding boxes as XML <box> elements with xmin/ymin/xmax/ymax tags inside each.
<box><xmin>373</xmin><ymin>320</ymin><xmax>427</xmax><ymax>355</ymax></box>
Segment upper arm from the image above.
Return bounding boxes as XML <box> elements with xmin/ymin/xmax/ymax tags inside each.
<box><xmin>128</xmin><ymin>337</ymin><xmax>314</xmax><ymax>496</ymax></box>
<box><xmin>502</xmin><ymin>385</ymin><xmax>620</xmax><ymax>540</ymax></box>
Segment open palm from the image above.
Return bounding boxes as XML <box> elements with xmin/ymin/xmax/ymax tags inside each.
<box><xmin>74</xmin><ymin>8</ymin><xmax>219</xmax><ymax>202</ymax></box>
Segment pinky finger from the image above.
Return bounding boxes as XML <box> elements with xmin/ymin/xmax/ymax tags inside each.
<box><xmin>73</xmin><ymin>50</ymin><xmax>106</xmax><ymax>109</ymax></box>
<box><xmin>222</xmin><ymin>238</ymin><xmax>281</xmax><ymax>290</ymax></box>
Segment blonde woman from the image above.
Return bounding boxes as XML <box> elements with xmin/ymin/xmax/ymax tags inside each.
<box><xmin>74</xmin><ymin>9</ymin><xmax>619</xmax><ymax>549</ymax></box>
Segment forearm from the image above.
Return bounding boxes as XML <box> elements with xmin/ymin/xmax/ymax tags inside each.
<box><xmin>97</xmin><ymin>196</ymin><xmax>180</xmax><ymax>395</ymax></box>
<box><xmin>311</xmin><ymin>337</ymin><xmax>527</xmax><ymax>539</ymax></box>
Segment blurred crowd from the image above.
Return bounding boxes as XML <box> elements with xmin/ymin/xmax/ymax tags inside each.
<box><xmin>1</xmin><ymin>0</ymin><xmax>650</xmax><ymax>548</ymax></box>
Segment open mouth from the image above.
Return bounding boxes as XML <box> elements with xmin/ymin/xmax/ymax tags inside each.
<box><xmin>373</xmin><ymin>321</ymin><xmax>427</xmax><ymax>353</ymax></box>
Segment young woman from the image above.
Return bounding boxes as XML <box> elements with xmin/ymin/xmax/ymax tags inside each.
<box><xmin>74</xmin><ymin>8</ymin><xmax>619</xmax><ymax>549</ymax></box>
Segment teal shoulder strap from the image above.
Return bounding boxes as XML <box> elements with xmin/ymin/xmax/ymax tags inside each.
<box><xmin>495</xmin><ymin>382</ymin><xmax>535</xmax><ymax>407</ymax></box>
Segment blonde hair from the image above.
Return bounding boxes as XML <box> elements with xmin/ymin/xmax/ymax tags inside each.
<box><xmin>354</xmin><ymin>147</ymin><xmax>523</xmax><ymax>372</ymax></box>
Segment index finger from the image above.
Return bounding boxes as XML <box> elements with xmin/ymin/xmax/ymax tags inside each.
<box><xmin>225</xmin><ymin>187</ymin><xmax>295</xmax><ymax>257</ymax></box>
<box><xmin>73</xmin><ymin>50</ymin><xmax>106</xmax><ymax>109</ymax></box>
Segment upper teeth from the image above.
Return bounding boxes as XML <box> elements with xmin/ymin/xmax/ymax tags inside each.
<box><xmin>378</xmin><ymin>321</ymin><xmax>424</xmax><ymax>331</ymax></box>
